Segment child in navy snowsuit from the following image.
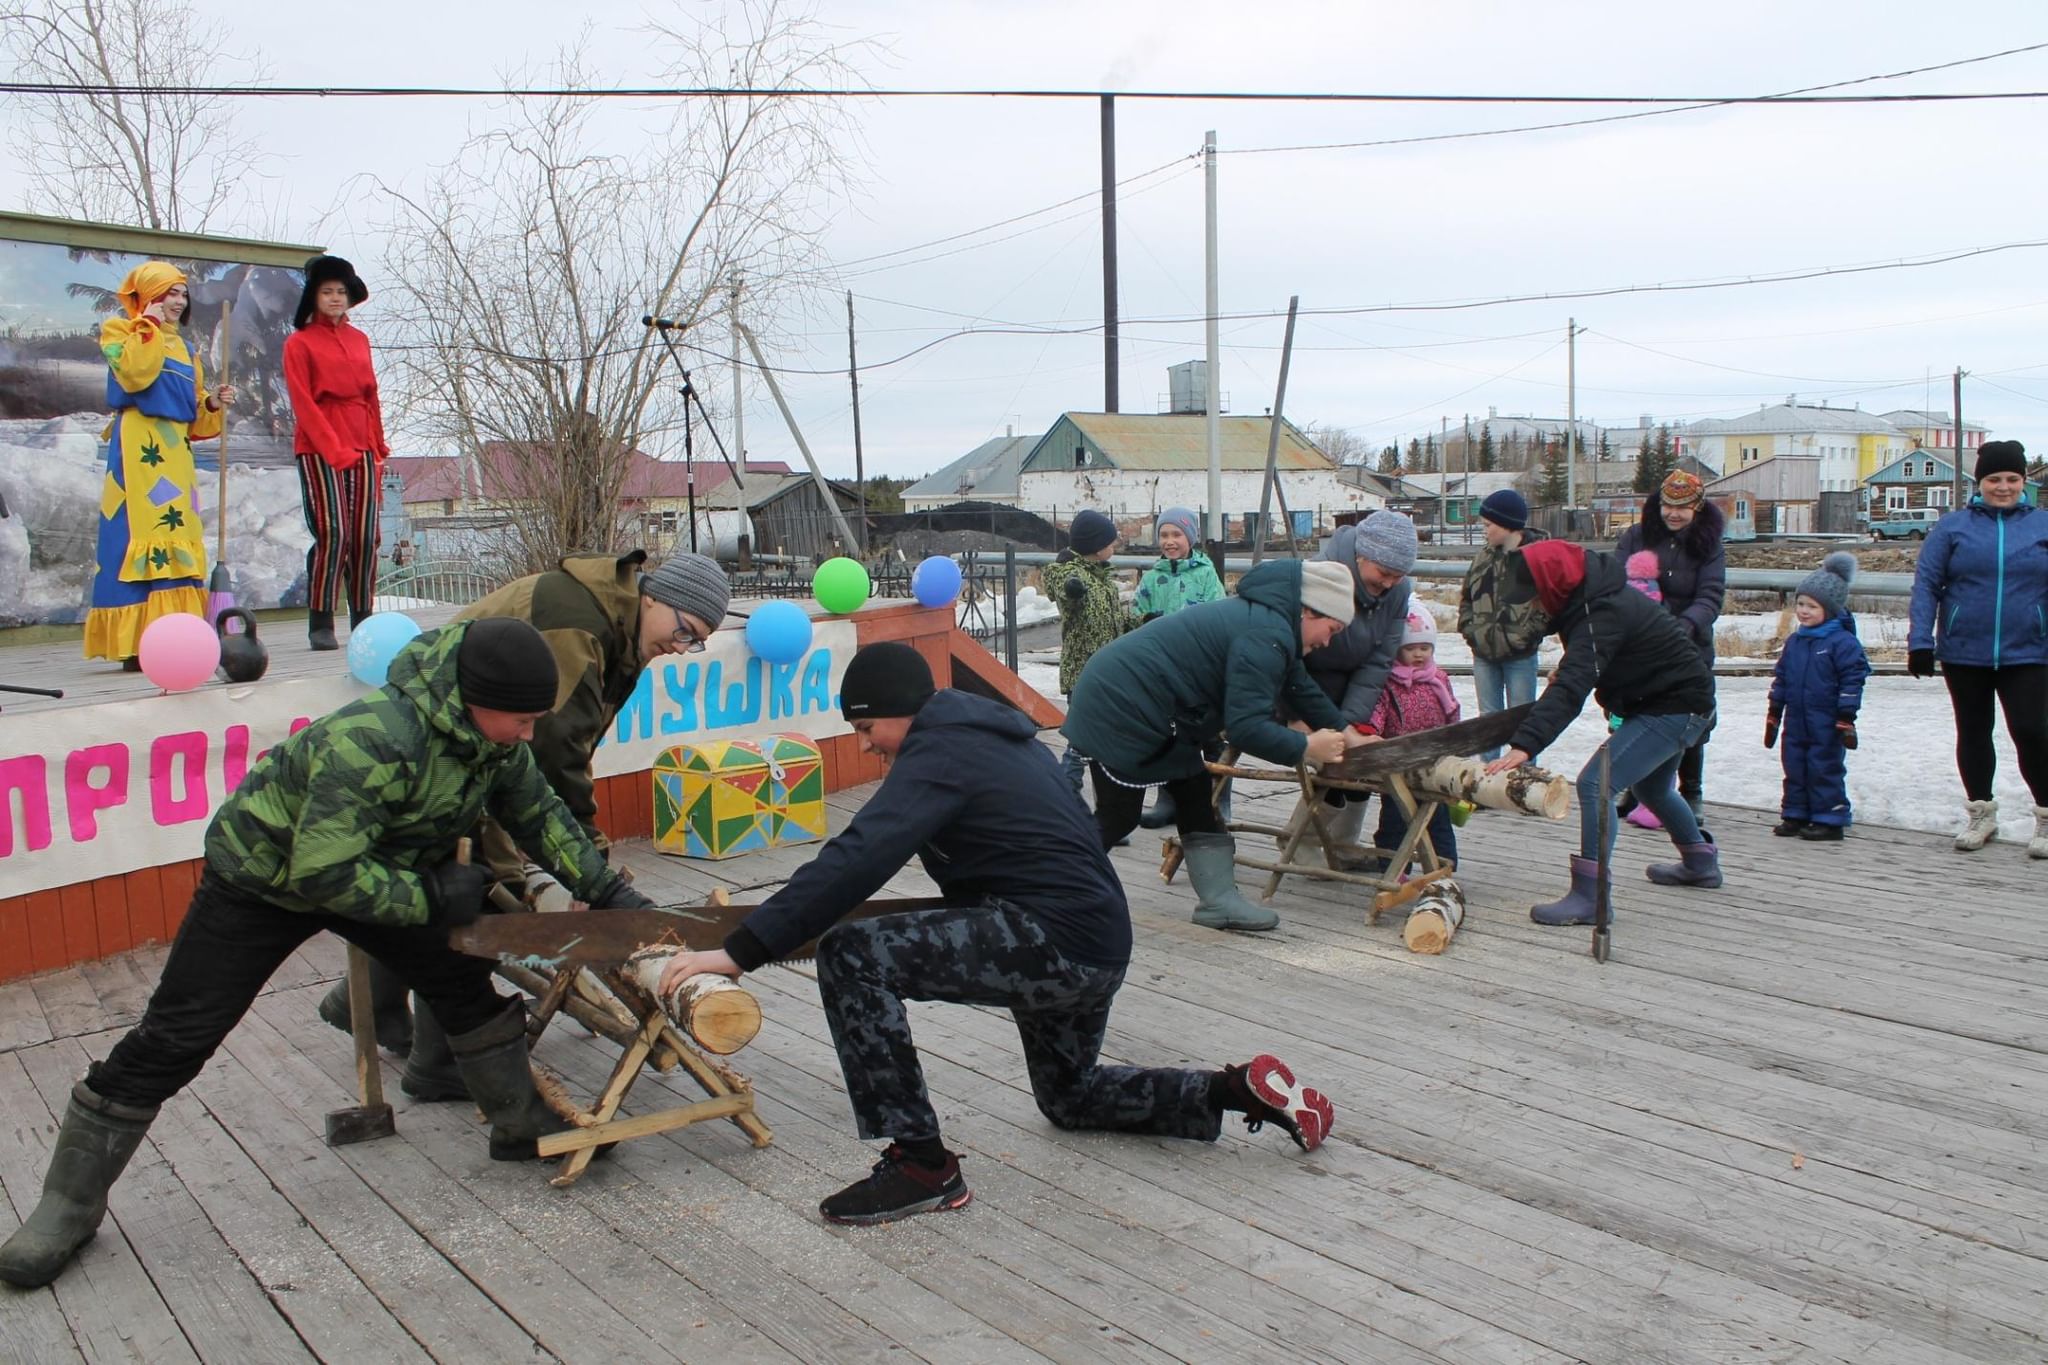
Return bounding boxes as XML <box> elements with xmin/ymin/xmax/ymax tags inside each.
<box><xmin>1767</xmin><ymin>552</ymin><xmax>1870</xmax><ymax>840</ymax></box>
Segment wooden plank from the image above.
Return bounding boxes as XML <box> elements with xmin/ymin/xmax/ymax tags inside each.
<box><xmin>25</xmin><ymin>889</ymin><xmax>67</xmax><ymax>974</ymax></box>
<box><xmin>157</xmin><ymin>861</ymin><xmax>199</xmax><ymax>937</ymax></box>
<box><xmin>0</xmin><ymin>897</ymin><xmax>32</xmax><ymax>983</ymax></box>
<box><xmin>0</xmin><ymin>1055</ymin><xmax>87</xmax><ymax>1363</ymax></box>
<box><xmin>77</xmin><ymin>954</ymin><xmax>156</xmax><ymax>1031</ymax></box>
<box><xmin>89</xmin><ymin>875</ymin><xmax>132</xmax><ymax>959</ymax></box>
<box><xmin>17</xmin><ymin>1039</ymin><xmax>319</xmax><ymax>1364</ymax></box>
<box><xmin>29</xmin><ymin>967</ymin><xmax>113</xmax><ymax>1041</ymax></box>
<box><xmin>0</xmin><ymin>971</ymin><xmax>54</xmax><ymax>1053</ymax></box>
<box><xmin>947</xmin><ymin>628</ymin><xmax>1065</xmax><ymax>728</ymax></box>
<box><xmin>123</xmin><ymin>866</ymin><xmax>168</xmax><ymax>948</ymax></box>
<box><xmin>56</xmin><ymin>883</ymin><xmax>97</xmax><ymax>968</ymax></box>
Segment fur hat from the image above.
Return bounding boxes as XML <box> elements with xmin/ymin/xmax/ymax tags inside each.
<box><xmin>1070</xmin><ymin>509</ymin><xmax>1117</xmax><ymax>555</ymax></box>
<box><xmin>1975</xmin><ymin>439</ymin><xmax>2027</xmax><ymax>482</ymax></box>
<box><xmin>1625</xmin><ymin>550</ymin><xmax>1663</xmax><ymax>603</ymax></box>
<box><xmin>1352</xmin><ymin>509</ymin><xmax>1419</xmax><ymax>574</ymax></box>
<box><xmin>294</xmin><ymin>254</ymin><xmax>369</xmax><ymax>328</ymax></box>
<box><xmin>1299</xmin><ymin>561</ymin><xmax>1357</xmax><ymax>625</ymax></box>
<box><xmin>1480</xmin><ymin>489</ymin><xmax>1528</xmax><ymax>531</ymax></box>
<box><xmin>1400</xmin><ymin>604</ymin><xmax>1437</xmax><ymax>648</ymax></box>
<box><xmin>1156</xmin><ymin>506</ymin><xmax>1201</xmax><ymax>548</ymax></box>
<box><xmin>1796</xmin><ymin>551</ymin><xmax>1858</xmax><ymax>620</ymax></box>
<box><xmin>1659</xmin><ymin>469</ymin><xmax>1705</xmax><ymax>510</ymax></box>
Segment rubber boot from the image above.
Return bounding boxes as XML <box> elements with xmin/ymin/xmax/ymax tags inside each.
<box><xmin>447</xmin><ymin>999</ymin><xmax>572</xmax><ymax>1161</ymax></box>
<box><xmin>400</xmin><ymin>1002</ymin><xmax>471</xmax><ymax>1102</ymax></box>
<box><xmin>1531</xmin><ymin>856</ymin><xmax>1602</xmax><ymax>926</ymax></box>
<box><xmin>1955</xmin><ymin>799</ymin><xmax>1999</xmax><ymax>852</ymax></box>
<box><xmin>1183</xmin><ymin>832</ymin><xmax>1279</xmax><ymax>932</ymax></box>
<box><xmin>2031</xmin><ymin>806</ymin><xmax>2048</xmax><ymax>860</ymax></box>
<box><xmin>1138</xmin><ymin>787</ymin><xmax>1178</xmax><ymax>830</ymax></box>
<box><xmin>308</xmin><ymin>609</ymin><xmax>340</xmax><ymax>651</ymax></box>
<box><xmin>317</xmin><ymin>959</ymin><xmax>413</xmax><ymax>1057</ymax></box>
<box><xmin>1322</xmin><ymin>799</ymin><xmax>1374</xmax><ymax>869</ymax></box>
<box><xmin>1645</xmin><ymin>841</ymin><xmax>1724</xmax><ymax>888</ymax></box>
<box><xmin>0</xmin><ymin>1081</ymin><xmax>158</xmax><ymax>1288</ymax></box>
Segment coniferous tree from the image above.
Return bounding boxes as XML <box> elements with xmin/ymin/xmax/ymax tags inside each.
<box><xmin>1405</xmin><ymin>437</ymin><xmax>1421</xmax><ymax>473</ymax></box>
<box><xmin>1477</xmin><ymin>422</ymin><xmax>1496</xmax><ymax>473</ymax></box>
<box><xmin>1596</xmin><ymin>428</ymin><xmax>1612</xmax><ymax>463</ymax></box>
<box><xmin>1539</xmin><ymin>437</ymin><xmax>1569</xmax><ymax>506</ymax></box>
<box><xmin>1378</xmin><ymin>443</ymin><xmax>1401</xmax><ymax>474</ymax></box>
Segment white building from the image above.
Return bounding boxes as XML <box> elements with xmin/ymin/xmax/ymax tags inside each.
<box><xmin>1680</xmin><ymin>401</ymin><xmax>1907</xmax><ymax>493</ymax></box>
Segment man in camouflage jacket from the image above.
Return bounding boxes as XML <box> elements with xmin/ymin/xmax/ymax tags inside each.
<box><xmin>0</xmin><ymin>619</ymin><xmax>654</xmax><ymax>1291</ymax></box>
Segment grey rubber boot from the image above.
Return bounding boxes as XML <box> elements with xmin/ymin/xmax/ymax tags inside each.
<box><xmin>1645</xmin><ymin>841</ymin><xmax>1724</xmax><ymax>888</ymax></box>
<box><xmin>447</xmin><ymin>999</ymin><xmax>571</xmax><ymax>1161</ymax></box>
<box><xmin>0</xmin><ymin>1082</ymin><xmax>158</xmax><ymax>1288</ymax></box>
<box><xmin>317</xmin><ymin>959</ymin><xmax>413</xmax><ymax>1057</ymax></box>
<box><xmin>1138</xmin><ymin>787</ymin><xmax>1178</xmax><ymax>829</ymax></box>
<box><xmin>1531</xmin><ymin>856</ymin><xmax>1603</xmax><ymax>926</ymax></box>
<box><xmin>1183</xmin><ymin>832</ymin><xmax>1279</xmax><ymax>932</ymax></box>
<box><xmin>400</xmin><ymin>1002</ymin><xmax>471</xmax><ymax>1103</ymax></box>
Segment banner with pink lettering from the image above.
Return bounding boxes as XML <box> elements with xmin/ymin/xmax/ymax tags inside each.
<box><xmin>0</xmin><ymin>622</ymin><xmax>857</xmax><ymax>898</ymax></box>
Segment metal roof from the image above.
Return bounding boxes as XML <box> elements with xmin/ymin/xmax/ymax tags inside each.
<box><xmin>902</xmin><ymin>434</ymin><xmax>1038</xmax><ymax>502</ymax></box>
<box><xmin>1022</xmin><ymin>413</ymin><xmax>1335</xmax><ymax>473</ymax></box>
<box><xmin>1684</xmin><ymin>403</ymin><xmax>1901</xmax><ymax>438</ymax></box>
<box><xmin>1704</xmin><ymin>456</ymin><xmax>1821</xmax><ymax>498</ymax></box>
<box><xmin>1879</xmin><ymin>409</ymin><xmax>1987</xmax><ymax>433</ymax></box>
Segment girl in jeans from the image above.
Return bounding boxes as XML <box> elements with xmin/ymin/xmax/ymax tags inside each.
<box><xmin>1458</xmin><ymin>489</ymin><xmax>1550</xmax><ymax>758</ymax></box>
<box><xmin>1485</xmin><ymin>541</ymin><xmax>1719</xmax><ymax>926</ymax></box>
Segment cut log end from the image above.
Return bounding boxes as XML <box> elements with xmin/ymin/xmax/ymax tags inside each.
<box><xmin>1402</xmin><ymin>912</ymin><xmax>1451</xmax><ymax>955</ymax></box>
<box><xmin>625</xmin><ymin>952</ymin><xmax>763</xmax><ymax>1054</ymax></box>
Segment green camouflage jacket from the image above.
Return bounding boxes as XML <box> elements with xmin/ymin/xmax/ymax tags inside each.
<box><xmin>1041</xmin><ymin>552</ymin><xmax>1137</xmax><ymax>694</ymax></box>
<box><xmin>204</xmin><ymin>621</ymin><xmax>621</xmax><ymax>926</ymax></box>
<box><xmin>1457</xmin><ymin>530</ymin><xmax>1553</xmax><ymax>663</ymax></box>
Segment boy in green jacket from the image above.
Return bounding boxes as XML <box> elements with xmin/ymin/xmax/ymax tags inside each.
<box><xmin>0</xmin><ymin>619</ymin><xmax>653</xmax><ymax>1291</ymax></box>
<box><xmin>1041</xmin><ymin>509</ymin><xmax>1138</xmax><ymax>795</ymax></box>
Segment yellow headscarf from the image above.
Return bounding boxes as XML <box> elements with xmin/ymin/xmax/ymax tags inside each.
<box><xmin>115</xmin><ymin>261</ymin><xmax>188</xmax><ymax>319</ymax></box>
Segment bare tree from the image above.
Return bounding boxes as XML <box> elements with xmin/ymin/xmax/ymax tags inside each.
<box><xmin>372</xmin><ymin>5</ymin><xmax>866</xmax><ymax>573</ymax></box>
<box><xmin>1</xmin><ymin>0</ymin><xmax>271</xmax><ymax>232</ymax></box>
<box><xmin>1303</xmin><ymin>421</ymin><xmax>1373</xmax><ymax>466</ymax></box>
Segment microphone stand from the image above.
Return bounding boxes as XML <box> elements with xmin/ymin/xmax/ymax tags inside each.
<box><xmin>642</xmin><ymin>318</ymin><xmax>746</xmax><ymax>528</ymax></box>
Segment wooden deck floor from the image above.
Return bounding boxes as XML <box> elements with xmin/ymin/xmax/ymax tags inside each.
<box><xmin>1</xmin><ymin>774</ymin><xmax>2044</xmax><ymax>1363</ymax></box>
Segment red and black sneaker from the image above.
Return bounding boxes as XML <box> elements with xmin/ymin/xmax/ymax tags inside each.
<box><xmin>1234</xmin><ymin>1054</ymin><xmax>1334</xmax><ymax>1152</ymax></box>
<box><xmin>819</xmin><ymin>1144</ymin><xmax>972</xmax><ymax>1226</ymax></box>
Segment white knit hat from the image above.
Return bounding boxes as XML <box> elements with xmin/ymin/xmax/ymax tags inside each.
<box><xmin>1401</xmin><ymin>605</ymin><xmax>1437</xmax><ymax>647</ymax></box>
<box><xmin>1299</xmin><ymin>561</ymin><xmax>1357</xmax><ymax>624</ymax></box>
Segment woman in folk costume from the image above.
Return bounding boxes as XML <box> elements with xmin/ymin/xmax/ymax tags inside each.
<box><xmin>85</xmin><ymin>262</ymin><xmax>236</xmax><ymax>666</ymax></box>
<box><xmin>284</xmin><ymin>254</ymin><xmax>390</xmax><ymax>650</ymax></box>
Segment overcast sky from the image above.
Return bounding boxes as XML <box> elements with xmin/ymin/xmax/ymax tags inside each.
<box><xmin>9</xmin><ymin>0</ymin><xmax>2048</xmax><ymax>479</ymax></box>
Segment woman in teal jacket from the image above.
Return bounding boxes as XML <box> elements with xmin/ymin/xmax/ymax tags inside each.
<box><xmin>1907</xmin><ymin>440</ymin><xmax>2048</xmax><ymax>854</ymax></box>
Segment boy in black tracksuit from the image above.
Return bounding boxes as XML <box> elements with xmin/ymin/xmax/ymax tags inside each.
<box><xmin>656</xmin><ymin>642</ymin><xmax>1336</xmax><ymax>1225</ymax></box>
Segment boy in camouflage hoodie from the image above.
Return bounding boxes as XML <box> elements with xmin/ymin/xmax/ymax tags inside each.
<box><xmin>1457</xmin><ymin>490</ymin><xmax>1551</xmax><ymax>760</ymax></box>
<box><xmin>1040</xmin><ymin>509</ymin><xmax>1137</xmax><ymax>795</ymax></box>
<box><xmin>0</xmin><ymin>619</ymin><xmax>654</xmax><ymax>1291</ymax></box>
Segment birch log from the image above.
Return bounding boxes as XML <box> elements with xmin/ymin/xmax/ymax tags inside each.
<box><xmin>624</xmin><ymin>954</ymin><xmax>763</xmax><ymax>1054</ymax></box>
<box><xmin>1404</xmin><ymin>756</ymin><xmax>1568</xmax><ymax>819</ymax></box>
<box><xmin>1403</xmin><ymin>880</ymin><xmax>1467</xmax><ymax>955</ymax></box>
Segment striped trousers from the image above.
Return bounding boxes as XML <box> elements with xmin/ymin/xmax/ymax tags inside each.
<box><xmin>297</xmin><ymin>453</ymin><xmax>380</xmax><ymax>617</ymax></box>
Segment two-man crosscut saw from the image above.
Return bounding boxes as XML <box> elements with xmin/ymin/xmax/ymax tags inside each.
<box><xmin>448</xmin><ymin>896</ymin><xmax>951</xmax><ymax>969</ymax></box>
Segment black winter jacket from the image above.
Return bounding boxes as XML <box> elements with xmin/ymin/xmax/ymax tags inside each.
<box><xmin>727</xmin><ymin>690</ymin><xmax>1131</xmax><ymax>972</ymax></box>
<box><xmin>1613</xmin><ymin>494</ymin><xmax>1726</xmax><ymax>660</ymax></box>
<box><xmin>1509</xmin><ymin>550</ymin><xmax>1716</xmax><ymax>759</ymax></box>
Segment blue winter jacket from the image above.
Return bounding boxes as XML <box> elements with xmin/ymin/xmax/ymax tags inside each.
<box><xmin>1909</xmin><ymin>500</ymin><xmax>2048</xmax><ymax>667</ymax></box>
<box><xmin>1770</xmin><ymin>617</ymin><xmax>1869</xmax><ymax>737</ymax></box>
<box><xmin>725</xmin><ymin>690</ymin><xmax>1131</xmax><ymax>972</ymax></box>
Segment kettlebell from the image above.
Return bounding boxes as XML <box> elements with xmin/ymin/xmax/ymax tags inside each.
<box><xmin>216</xmin><ymin>607</ymin><xmax>270</xmax><ymax>683</ymax></box>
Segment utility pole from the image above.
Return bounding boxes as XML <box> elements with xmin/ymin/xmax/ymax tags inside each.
<box><xmin>1565</xmin><ymin>317</ymin><xmax>1579</xmax><ymax>533</ymax></box>
<box><xmin>1203</xmin><ymin>129</ymin><xmax>1222</xmax><ymax>548</ymax></box>
<box><xmin>1953</xmin><ymin>368</ymin><xmax>1968</xmax><ymax>509</ymax></box>
<box><xmin>729</xmin><ymin>275</ymin><xmax>746</xmax><ymax>492</ymax></box>
<box><xmin>1461</xmin><ymin>414</ymin><xmax>1472</xmax><ymax>543</ymax></box>
<box><xmin>847</xmin><ymin>290</ymin><xmax>867</xmax><ymax>555</ymax></box>
<box><xmin>1101</xmin><ymin>95</ymin><xmax>1119</xmax><ymax>413</ymax></box>
<box><xmin>1252</xmin><ymin>296</ymin><xmax>1300</xmax><ymax>566</ymax></box>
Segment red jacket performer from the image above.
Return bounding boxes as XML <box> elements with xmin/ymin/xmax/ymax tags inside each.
<box><xmin>284</xmin><ymin>254</ymin><xmax>390</xmax><ymax>651</ymax></box>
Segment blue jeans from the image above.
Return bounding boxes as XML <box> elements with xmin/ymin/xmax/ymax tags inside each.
<box><xmin>1473</xmin><ymin>654</ymin><xmax>1540</xmax><ymax>760</ymax></box>
<box><xmin>1577</xmin><ymin>712</ymin><xmax>1712</xmax><ymax>862</ymax></box>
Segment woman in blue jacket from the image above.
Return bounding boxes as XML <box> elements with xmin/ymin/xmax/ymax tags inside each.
<box><xmin>1908</xmin><ymin>440</ymin><xmax>2048</xmax><ymax>856</ymax></box>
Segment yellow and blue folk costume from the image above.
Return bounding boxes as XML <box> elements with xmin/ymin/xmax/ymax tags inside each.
<box><xmin>84</xmin><ymin>262</ymin><xmax>221</xmax><ymax>661</ymax></box>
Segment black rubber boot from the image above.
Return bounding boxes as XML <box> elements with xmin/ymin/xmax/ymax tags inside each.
<box><xmin>308</xmin><ymin>609</ymin><xmax>339</xmax><ymax>651</ymax></box>
<box><xmin>447</xmin><ymin>999</ymin><xmax>571</xmax><ymax>1161</ymax></box>
<box><xmin>0</xmin><ymin>1081</ymin><xmax>158</xmax><ymax>1288</ymax></box>
<box><xmin>400</xmin><ymin>1002</ymin><xmax>471</xmax><ymax>1102</ymax></box>
<box><xmin>317</xmin><ymin>960</ymin><xmax>413</xmax><ymax>1058</ymax></box>
<box><xmin>1138</xmin><ymin>788</ymin><xmax>1178</xmax><ymax>830</ymax></box>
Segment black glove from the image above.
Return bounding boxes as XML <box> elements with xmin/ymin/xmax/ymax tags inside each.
<box><xmin>1062</xmin><ymin>574</ymin><xmax>1086</xmax><ymax>602</ymax></box>
<box><xmin>590</xmin><ymin>875</ymin><xmax>656</xmax><ymax>911</ymax></box>
<box><xmin>1836</xmin><ymin>716</ymin><xmax>1859</xmax><ymax>751</ymax></box>
<box><xmin>423</xmin><ymin>860</ymin><xmax>491</xmax><ymax>927</ymax></box>
<box><xmin>1907</xmin><ymin>648</ymin><xmax>1935</xmax><ymax>678</ymax></box>
<box><xmin>1763</xmin><ymin>708</ymin><xmax>1781</xmax><ymax>750</ymax></box>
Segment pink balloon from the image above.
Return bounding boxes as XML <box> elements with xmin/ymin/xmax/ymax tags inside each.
<box><xmin>138</xmin><ymin>612</ymin><xmax>221</xmax><ymax>691</ymax></box>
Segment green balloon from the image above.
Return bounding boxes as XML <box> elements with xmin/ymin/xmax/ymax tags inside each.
<box><xmin>812</xmin><ymin>557</ymin><xmax>871</xmax><ymax>614</ymax></box>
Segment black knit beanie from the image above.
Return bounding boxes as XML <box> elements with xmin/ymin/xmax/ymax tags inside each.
<box><xmin>1975</xmin><ymin>440</ymin><xmax>2027</xmax><ymax>482</ymax></box>
<box><xmin>457</xmin><ymin>617</ymin><xmax>560</xmax><ymax>713</ymax></box>
<box><xmin>839</xmin><ymin>642</ymin><xmax>935</xmax><ymax>720</ymax></box>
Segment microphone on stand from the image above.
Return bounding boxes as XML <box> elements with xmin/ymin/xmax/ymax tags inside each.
<box><xmin>642</xmin><ymin>316</ymin><xmax>686</xmax><ymax>331</ymax></box>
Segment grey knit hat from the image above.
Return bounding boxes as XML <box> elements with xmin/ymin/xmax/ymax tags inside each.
<box><xmin>1299</xmin><ymin>561</ymin><xmax>1358</xmax><ymax>625</ymax></box>
<box><xmin>1796</xmin><ymin>551</ymin><xmax>1857</xmax><ymax>620</ymax></box>
<box><xmin>641</xmin><ymin>552</ymin><xmax>730</xmax><ymax>629</ymax></box>
<box><xmin>1353</xmin><ymin>510</ymin><xmax>1419</xmax><ymax>574</ymax></box>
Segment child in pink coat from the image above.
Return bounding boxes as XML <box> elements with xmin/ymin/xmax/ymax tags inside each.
<box><xmin>1368</xmin><ymin>605</ymin><xmax>1461</xmax><ymax>870</ymax></box>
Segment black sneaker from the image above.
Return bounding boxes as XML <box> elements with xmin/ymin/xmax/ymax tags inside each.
<box><xmin>820</xmin><ymin>1144</ymin><xmax>971</xmax><ymax>1226</ymax></box>
<box><xmin>1799</xmin><ymin>823</ymin><xmax>1845</xmax><ymax>841</ymax></box>
<box><xmin>1772</xmin><ymin>819</ymin><xmax>1808</xmax><ymax>838</ymax></box>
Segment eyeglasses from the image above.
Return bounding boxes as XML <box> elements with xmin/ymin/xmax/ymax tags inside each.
<box><xmin>670</xmin><ymin>609</ymin><xmax>707</xmax><ymax>653</ymax></box>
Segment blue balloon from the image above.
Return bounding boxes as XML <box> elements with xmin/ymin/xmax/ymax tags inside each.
<box><xmin>744</xmin><ymin>599</ymin><xmax>814</xmax><ymax>664</ymax></box>
<box><xmin>346</xmin><ymin>612</ymin><xmax>423</xmax><ymax>687</ymax></box>
<box><xmin>912</xmin><ymin>555</ymin><xmax>963</xmax><ymax>608</ymax></box>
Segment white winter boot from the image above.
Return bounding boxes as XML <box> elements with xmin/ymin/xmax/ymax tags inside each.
<box><xmin>2030</xmin><ymin>806</ymin><xmax>2048</xmax><ymax>860</ymax></box>
<box><xmin>1324</xmin><ymin>799</ymin><xmax>1368</xmax><ymax>855</ymax></box>
<box><xmin>1955</xmin><ymin>799</ymin><xmax>2000</xmax><ymax>852</ymax></box>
